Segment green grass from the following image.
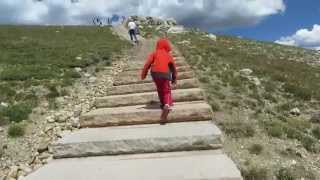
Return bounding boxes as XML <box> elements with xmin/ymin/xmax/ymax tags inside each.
<box><xmin>171</xmin><ymin>32</ymin><xmax>320</xmax><ymax>102</ymax></box>
<box><xmin>170</xmin><ymin>30</ymin><xmax>320</xmax><ymax>178</ymax></box>
<box><xmin>0</xmin><ymin>26</ymin><xmax>129</xmax><ymax>126</ymax></box>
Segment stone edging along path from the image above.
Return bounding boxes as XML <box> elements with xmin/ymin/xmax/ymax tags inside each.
<box><xmin>22</xmin><ymin>25</ymin><xmax>243</xmax><ymax>180</ymax></box>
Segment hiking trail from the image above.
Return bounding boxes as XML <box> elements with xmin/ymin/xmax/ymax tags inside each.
<box><xmin>22</xmin><ymin>25</ymin><xmax>242</xmax><ymax>180</ymax></box>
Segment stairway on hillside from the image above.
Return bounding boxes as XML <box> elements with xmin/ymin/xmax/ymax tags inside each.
<box><xmin>22</xmin><ymin>30</ymin><xmax>242</xmax><ymax>180</ymax></box>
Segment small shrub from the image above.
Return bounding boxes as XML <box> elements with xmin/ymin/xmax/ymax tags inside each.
<box><xmin>64</xmin><ymin>69</ymin><xmax>81</xmax><ymax>79</ymax></box>
<box><xmin>311</xmin><ymin>127</ymin><xmax>320</xmax><ymax>140</ymax></box>
<box><xmin>267</xmin><ymin>125</ymin><xmax>284</xmax><ymax>138</ymax></box>
<box><xmin>2</xmin><ymin>104</ymin><xmax>32</xmax><ymax>123</ymax></box>
<box><xmin>277</xmin><ymin>102</ymin><xmax>293</xmax><ymax>112</ymax></box>
<box><xmin>46</xmin><ymin>85</ymin><xmax>60</xmax><ymax>99</ymax></box>
<box><xmin>222</xmin><ymin>121</ymin><xmax>255</xmax><ymax>138</ymax></box>
<box><xmin>199</xmin><ymin>75</ymin><xmax>210</xmax><ymax>83</ymax></box>
<box><xmin>285</xmin><ymin>127</ymin><xmax>303</xmax><ymax>140</ymax></box>
<box><xmin>0</xmin><ymin>147</ymin><xmax>3</xmax><ymax>158</ymax></box>
<box><xmin>264</xmin><ymin>80</ymin><xmax>277</xmax><ymax>93</ymax></box>
<box><xmin>287</xmin><ymin>117</ymin><xmax>311</xmax><ymax>132</ymax></box>
<box><xmin>0</xmin><ymin>85</ymin><xmax>16</xmax><ymax>102</ymax></box>
<box><xmin>277</xmin><ymin>166</ymin><xmax>316</xmax><ymax>180</ymax></box>
<box><xmin>248</xmin><ymin>144</ymin><xmax>263</xmax><ymax>155</ymax></box>
<box><xmin>210</xmin><ymin>101</ymin><xmax>221</xmax><ymax>112</ymax></box>
<box><xmin>242</xmin><ymin>166</ymin><xmax>268</xmax><ymax>180</ymax></box>
<box><xmin>8</xmin><ymin>123</ymin><xmax>26</xmax><ymax>137</ymax></box>
<box><xmin>263</xmin><ymin>92</ymin><xmax>278</xmax><ymax>103</ymax></box>
<box><xmin>283</xmin><ymin>83</ymin><xmax>312</xmax><ymax>101</ymax></box>
<box><xmin>301</xmin><ymin>136</ymin><xmax>319</xmax><ymax>153</ymax></box>
<box><xmin>229</xmin><ymin>100</ymin><xmax>240</xmax><ymax>108</ymax></box>
<box><xmin>276</xmin><ymin>168</ymin><xmax>295</xmax><ymax>180</ymax></box>
<box><xmin>229</xmin><ymin>76</ymin><xmax>243</xmax><ymax>88</ymax></box>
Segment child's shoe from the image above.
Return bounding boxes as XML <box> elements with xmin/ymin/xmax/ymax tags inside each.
<box><xmin>160</xmin><ymin>104</ymin><xmax>171</xmax><ymax>125</ymax></box>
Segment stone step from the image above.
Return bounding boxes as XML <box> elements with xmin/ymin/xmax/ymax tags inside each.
<box><xmin>125</xmin><ymin>60</ymin><xmax>189</xmax><ymax>71</ymax></box>
<box><xmin>80</xmin><ymin>101</ymin><xmax>213</xmax><ymax>128</ymax></box>
<box><xmin>22</xmin><ymin>150</ymin><xmax>242</xmax><ymax>180</ymax></box>
<box><xmin>113</xmin><ymin>71</ymin><xmax>195</xmax><ymax>86</ymax></box>
<box><xmin>120</xmin><ymin>65</ymin><xmax>192</xmax><ymax>76</ymax></box>
<box><xmin>95</xmin><ymin>88</ymin><xmax>204</xmax><ymax>108</ymax></box>
<box><xmin>52</xmin><ymin>121</ymin><xmax>222</xmax><ymax>159</ymax></box>
<box><xmin>107</xmin><ymin>78</ymin><xmax>200</xmax><ymax>96</ymax></box>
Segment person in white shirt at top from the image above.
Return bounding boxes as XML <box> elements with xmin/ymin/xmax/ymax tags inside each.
<box><xmin>128</xmin><ymin>19</ymin><xmax>138</xmax><ymax>43</ymax></box>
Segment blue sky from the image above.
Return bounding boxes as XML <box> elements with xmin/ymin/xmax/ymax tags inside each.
<box><xmin>0</xmin><ymin>0</ymin><xmax>319</xmax><ymax>49</ymax></box>
<box><xmin>220</xmin><ymin>0</ymin><xmax>320</xmax><ymax>42</ymax></box>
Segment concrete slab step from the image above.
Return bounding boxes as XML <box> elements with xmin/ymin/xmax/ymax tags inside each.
<box><xmin>113</xmin><ymin>71</ymin><xmax>195</xmax><ymax>86</ymax></box>
<box><xmin>80</xmin><ymin>101</ymin><xmax>213</xmax><ymax>128</ymax></box>
<box><xmin>52</xmin><ymin>121</ymin><xmax>222</xmax><ymax>159</ymax></box>
<box><xmin>125</xmin><ymin>60</ymin><xmax>189</xmax><ymax>71</ymax></box>
<box><xmin>107</xmin><ymin>78</ymin><xmax>199</xmax><ymax>96</ymax></box>
<box><xmin>22</xmin><ymin>150</ymin><xmax>242</xmax><ymax>180</ymax></box>
<box><xmin>120</xmin><ymin>65</ymin><xmax>192</xmax><ymax>77</ymax></box>
<box><xmin>95</xmin><ymin>88</ymin><xmax>204</xmax><ymax>108</ymax></box>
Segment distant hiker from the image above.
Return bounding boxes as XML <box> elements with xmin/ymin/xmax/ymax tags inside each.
<box><xmin>128</xmin><ymin>19</ymin><xmax>138</xmax><ymax>43</ymax></box>
<box><xmin>122</xmin><ymin>16</ymin><xmax>126</xmax><ymax>24</ymax></box>
<box><xmin>107</xmin><ymin>17</ymin><xmax>111</xmax><ymax>25</ymax></box>
<box><xmin>141</xmin><ymin>35</ymin><xmax>177</xmax><ymax>124</ymax></box>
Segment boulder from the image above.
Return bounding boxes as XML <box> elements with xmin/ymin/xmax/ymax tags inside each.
<box><xmin>177</xmin><ymin>40</ymin><xmax>191</xmax><ymax>46</ymax></box>
<box><xmin>74</xmin><ymin>67</ymin><xmax>82</xmax><ymax>72</ymax></box>
<box><xmin>166</xmin><ymin>18</ymin><xmax>177</xmax><ymax>26</ymax></box>
<box><xmin>145</xmin><ymin>16</ymin><xmax>164</xmax><ymax>26</ymax></box>
<box><xmin>88</xmin><ymin>77</ymin><xmax>97</xmax><ymax>83</ymax></box>
<box><xmin>37</xmin><ymin>139</ymin><xmax>51</xmax><ymax>153</ymax></box>
<box><xmin>240</xmin><ymin>69</ymin><xmax>253</xmax><ymax>76</ymax></box>
<box><xmin>0</xmin><ymin>102</ymin><xmax>9</xmax><ymax>107</ymax></box>
<box><xmin>207</xmin><ymin>34</ymin><xmax>217</xmax><ymax>41</ymax></box>
<box><xmin>249</xmin><ymin>77</ymin><xmax>261</xmax><ymax>86</ymax></box>
<box><xmin>167</xmin><ymin>26</ymin><xmax>186</xmax><ymax>34</ymax></box>
<box><xmin>7</xmin><ymin>166</ymin><xmax>19</xmax><ymax>179</ymax></box>
<box><xmin>290</xmin><ymin>108</ymin><xmax>301</xmax><ymax>116</ymax></box>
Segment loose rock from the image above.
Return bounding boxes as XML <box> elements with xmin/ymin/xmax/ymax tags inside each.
<box><xmin>249</xmin><ymin>77</ymin><xmax>261</xmax><ymax>86</ymax></box>
<box><xmin>37</xmin><ymin>139</ymin><xmax>51</xmax><ymax>153</ymax></box>
<box><xmin>89</xmin><ymin>77</ymin><xmax>97</xmax><ymax>83</ymax></box>
<box><xmin>290</xmin><ymin>108</ymin><xmax>301</xmax><ymax>116</ymax></box>
<box><xmin>7</xmin><ymin>166</ymin><xmax>19</xmax><ymax>179</ymax></box>
<box><xmin>0</xmin><ymin>102</ymin><xmax>9</xmax><ymax>107</ymax></box>
<box><xmin>74</xmin><ymin>67</ymin><xmax>82</xmax><ymax>72</ymax></box>
<box><xmin>240</xmin><ymin>69</ymin><xmax>253</xmax><ymax>76</ymax></box>
<box><xmin>207</xmin><ymin>34</ymin><xmax>217</xmax><ymax>41</ymax></box>
<box><xmin>167</xmin><ymin>26</ymin><xmax>186</xmax><ymax>34</ymax></box>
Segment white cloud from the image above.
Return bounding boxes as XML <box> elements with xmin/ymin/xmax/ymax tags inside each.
<box><xmin>0</xmin><ymin>0</ymin><xmax>285</xmax><ymax>29</ymax></box>
<box><xmin>276</xmin><ymin>24</ymin><xmax>320</xmax><ymax>50</ymax></box>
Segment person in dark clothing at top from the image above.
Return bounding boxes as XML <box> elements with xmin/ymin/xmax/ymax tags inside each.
<box><xmin>141</xmin><ymin>35</ymin><xmax>177</xmax><ymax>124</ymax></box>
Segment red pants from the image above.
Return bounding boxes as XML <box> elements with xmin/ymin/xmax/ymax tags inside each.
<box><xmin>153</xmin><ymin>78</ymin><xmax>173</xmax><ymax>107</ymax></box>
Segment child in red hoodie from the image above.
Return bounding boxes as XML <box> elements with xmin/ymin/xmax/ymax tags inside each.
<box><xmin>141</xmin><ymin>37</ymin><xmax>177</xmax><ymax>124</ymax></box>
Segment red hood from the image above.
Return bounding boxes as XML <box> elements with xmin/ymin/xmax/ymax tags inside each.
<box><xmin>156</xmin><ymin>38</ymin><xmax>172</xmax><ymax>52</ymax></box>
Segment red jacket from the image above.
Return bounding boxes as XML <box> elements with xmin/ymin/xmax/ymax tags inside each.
<box><xmin>141</xmin><ymin>38</ymin><xmax>177</xmax><ymax>82</ymax></box>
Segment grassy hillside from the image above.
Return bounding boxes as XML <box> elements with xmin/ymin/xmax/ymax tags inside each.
<box><xmin>170</xmin><ymin>31</ymin><xmax>320</xmax><ymax>179</ymax></box>
<box><xmin>0</xmin><ymin>26</ymin><xmax>128</xmax><ymax>132</ymax></box>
